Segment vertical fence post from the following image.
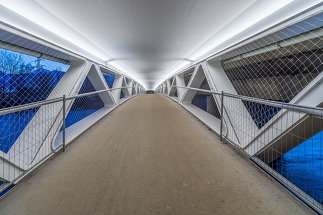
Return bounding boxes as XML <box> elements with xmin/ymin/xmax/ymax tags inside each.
<box><xmin>220</xmin><ymin>91</ymin><xmax>224</xmax><ymax>141</ymax></box>
<box><xmin>62</xmin><ymin>95</ymin><xmax>66</xmax><ymax>152</ymax></box>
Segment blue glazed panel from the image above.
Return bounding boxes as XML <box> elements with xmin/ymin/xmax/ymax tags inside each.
<box><xmin>243</xmin><ymin>100</ymin><xmax>289</xmax><ymax>129</ymax></box>
<box><xmin>64</xmin><ymin>77</ymin><xmax>104</xmax><ymax>128</ymax></box>
<box><xmin>0</xmin><ymin>48</ymin><xmax>69</xmax><ymax>153</ymax></box>
<box><xmin>271</xmin><ymin>131</ymin><xmax>323</xmax><ymax>203</ymax></box>
<box><xmin>102</xmin><ymin>73</ymin><xmax>115</xmax><ymax>88</ymax></box>
<box><xmin>192</xmin><ymin>94</ymin><xmax>207</xmax><ymax>111</ymax></box>
<box><xmin>0</xmin><ymin>183</ymin><xmax>15</xmax><ymax>197</ymax></box>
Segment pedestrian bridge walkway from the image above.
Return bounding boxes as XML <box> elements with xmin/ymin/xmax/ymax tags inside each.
<box><xmin>0</xmin><ymin>95</ymin><xmax>311</xmax><ymax>215</ymax></box>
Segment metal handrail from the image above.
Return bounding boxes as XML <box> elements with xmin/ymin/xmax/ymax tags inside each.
<box><xmin>173</xmin><ymin>86</ymin><xmax>323</xmax><ymax>117</ymax></box>
<box><xmin>66</xmin><ymin>87</ymin><xmax>133</xmax><ymax>100</ymax></box>
<box><xmin>0</xmin><ymin>87</ymin><xmax>135</xmax><ymax>115</ymax></box>
<box><xmin>0</xmin><ymin>97</ymin><xmax>64</xmax><ymax>115</ymax></box>
<box><xmin>175</xmin><ymin>86</ymin><xmax>221</xmax><ymax>95</ymax></box>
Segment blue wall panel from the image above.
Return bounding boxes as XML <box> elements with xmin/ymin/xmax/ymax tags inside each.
<box><xmin>102</xmin><ymin>73</ymin><xmax>115</xmax><ymax>88</ymax></box>
<box><xmin>64</xmin><ymin>77</ymin><xmax>104</xmax><ymax>129</ymax></box>
<box><xmin>271</xmin><ymin>131</ymin><xmax>323</xmax><ymax>203</ymax></box>
<box><xmin>0</xmin><ymin>48</ymin><xmax>69</xmax><ymax>153</ymax></box>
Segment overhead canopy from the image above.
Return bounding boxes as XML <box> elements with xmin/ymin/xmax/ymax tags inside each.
<box><xmin>0</xmin><ymin>0</ymin><xmax>321</xmax><ymax>89</ymax></box>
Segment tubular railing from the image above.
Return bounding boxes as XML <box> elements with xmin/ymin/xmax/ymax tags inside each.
<box><xmin>160</xmin><ymin>86</ymin><xmax>323</xmax><ymax>213</ymax></box>
<box><xmin>0</xmin><ymin>87</ymin><xmax>141</xmax><ymax>197</ymax></box>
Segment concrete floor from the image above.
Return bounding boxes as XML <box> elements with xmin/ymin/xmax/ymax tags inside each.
<box><xmin>0</xmin><ymin>95</ymin><xmax>313</xmax><ymax>215</ymax></box>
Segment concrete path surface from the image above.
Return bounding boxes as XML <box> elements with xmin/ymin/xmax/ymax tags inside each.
<box><xmin>0</xmin><ymin>95</ymin><xmax>313</xmax><ymax>215</ymax></box>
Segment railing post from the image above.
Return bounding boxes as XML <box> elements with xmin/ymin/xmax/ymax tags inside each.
<box><xmin>62</xmin><ymin>95</ymin><xmax>66</xmax><ymax>152</ymax></box>
<box><xmin>220</xmin><ymin>91</ymin><xmax>224</xmax><ymax>141</ymax></box>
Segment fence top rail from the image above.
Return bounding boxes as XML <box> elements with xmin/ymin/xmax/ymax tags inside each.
<box><xmin>0</xmin><ymin>87</ymin><xmax>136</xmax><ymax>115</ymax></box>
<box><xmin>0</xmin><ymin>97</ymin><xmax>64</xmax><ymax>115</ymax></box>
<box><xmin>173</xmin><ymin>86</ymin><xmax>323</xmax><ymax>116</ymax></box>
<box><xmin>1</xmin><ymin>85</ymin><xmax>322</xmax><ymax>116</ymax></box>
<box><xmin>223</xmin><ymin>92</ymin><xmax>323</xmax><ymax>116</ymax></box>
<box><xmin>176</xmin><ymin>86</ymin><xmax>221</xmax><ymax>95</ymax></box>
<box><xmin>65</xmin><ymin>87</ymin><xmax>134</xmax><ymax>100</ymax></box>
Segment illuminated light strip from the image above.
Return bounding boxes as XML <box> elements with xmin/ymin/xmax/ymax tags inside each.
<box><xmin>189</xmin><ymin>0</ymin><xmax>294</xmax><ymax>61</ymax></box>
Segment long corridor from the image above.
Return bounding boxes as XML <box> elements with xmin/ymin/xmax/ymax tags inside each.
<box><xmin>0</xmin><ymin>95</ymin><xmax>312</xmax><ymax>215</ymax></box>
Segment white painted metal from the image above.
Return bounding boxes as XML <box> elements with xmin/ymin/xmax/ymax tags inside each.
<box><xmin>175</xmin><ymin>73</ymin><xmax>187</xmax><ymax>103</ymax></box>
<box><xmin>121</xmin><ymin>76</ymin><xmax>131</xmax><ymax>99</ymax></box>
<box><xmin>181</xmin><ymin>65</ymin><xmax>206</xmax><ymax>104</ymax></box>
<box><xmin>111</xmin><ymin>75</ymin><xmax>123</xmax><ymax>105</ymax></box>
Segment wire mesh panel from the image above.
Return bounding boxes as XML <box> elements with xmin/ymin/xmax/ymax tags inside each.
<box><xmin>64</xmin><ymin>77</ymin><xmax>104</xmax><ymax>129</ymax></box>
<box><xmin>242</xmin><ymin>101</ymin><xmax>283</xmax><ymax>129</ymax></box>
<box><xmin>0</xmin><ymin>16</ymin><xmax>140</xmax><ymax>199</ymax></box>
<box><xmin>0</xmin><ymin>109</ymin><xmax>37</xmax><ymax>154</ymax></box>
<box><xmin>213</xmin><ymin>15</ymin><xmax>323</xmax><ymax>209</ymax></box>
<box><xmin>269</xmin><ymin>130</ymin><xmax>323</xmax><ymax>204</ymax></box>
<box><xmin>0</xmin><ymin>100</ymin><xmax>63</xmax><ymax>186</ymax></box>
<box><xmin>191</xmin><ymin>78</ymin><xmax>221</xmax><ymax>119</ymax></box>
<box><xmin>222</xmin><ymin>93</ymin><xmax>323</xmax><ymax>210</ymax></box>
<box><xmin>0</xmin><ymin>24</ymin><xmax>80</xmax><ymax>196</ymax></box>
<box><xmin>218</xmin><ymin>13</ymin><xmax>323</xmax><ymax>129</ymax></box>
<box><xmin>0</xmin><ymin>49</ymin><xmax>70</xmax><ymax>105</ymax></box>
<box><xmin>255</xmin><ymin>107</ymin><xmax>323</xmax><ymax>209</ymax></box>
<box><xmin>209</xmin><ymin>17</ymin><xmax>323</xmax><ymax>209</ymax></box>
<box><xmin>0</xmin><ymin>48</ymin><xmax>69</xmax><ymax>153</ymax></box>
<box><xmin>192</xmin><ymin>93</ymin><xmax>220</xmax><ymax>119</ymax></box>
<box><xmin>154</xmin><ymin>12</ymin><xmax>323</xmax><ymax>213</ymax></box>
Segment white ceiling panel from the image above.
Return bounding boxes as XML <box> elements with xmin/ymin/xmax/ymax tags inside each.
<box><xmin>32</xmin><ymin>0</ymin><xmax>256</xmax><ymax>88</ymax></box>
<box><xmin>0</xmin><ymin>0</ymin><xmax>322</xmax><ymax>89</ymax></box>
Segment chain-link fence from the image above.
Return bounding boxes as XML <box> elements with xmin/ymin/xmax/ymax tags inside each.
<box><xmin>0</xmin><ymin>23</ymin><xmax>144</xmax><ymax>198</ymax></box>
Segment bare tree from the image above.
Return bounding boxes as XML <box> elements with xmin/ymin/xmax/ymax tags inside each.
<box><xmin>0</xmin><ymin>50</ymin><xmax>25</xmax><ymax>97</ymax></box>
<box><xmin>0</xmin><ymin>50</ymin><xmax>23</xmax><ymax>74</ymax></box>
